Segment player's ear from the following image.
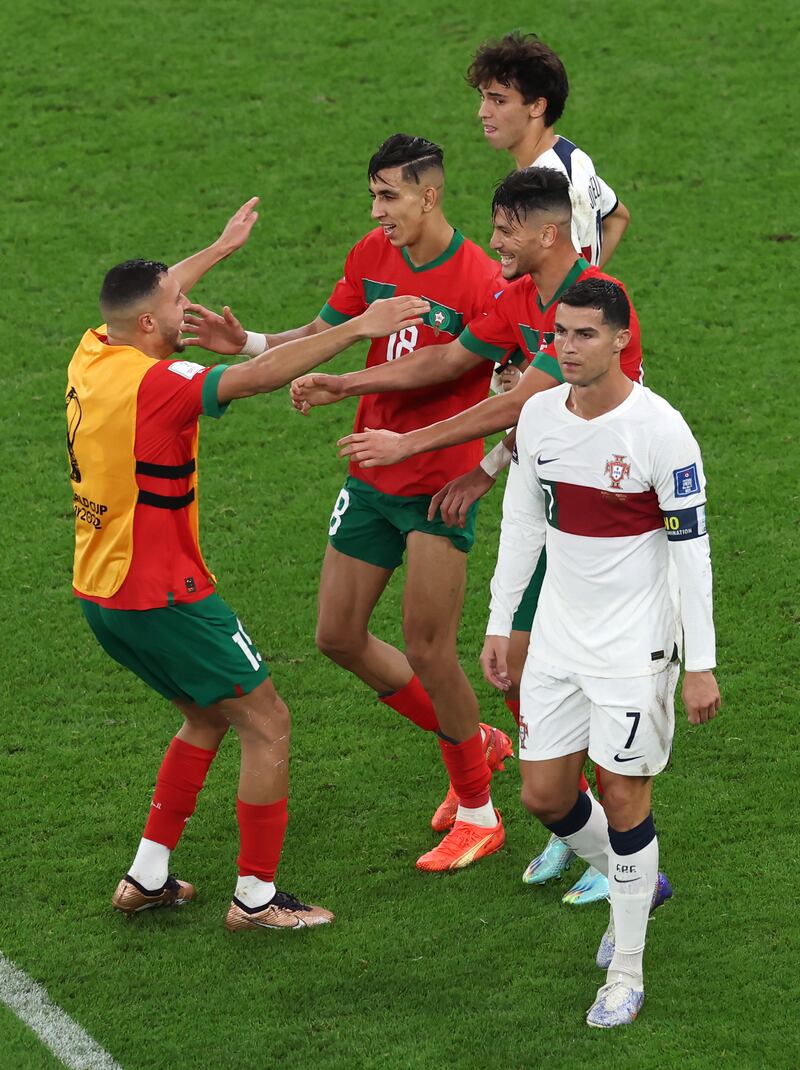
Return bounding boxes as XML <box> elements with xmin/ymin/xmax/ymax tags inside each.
<box><xmin>421</xmin><ymin>184</ymin><xmax>438</xmax><ymax>213</ymax></box>
<box><xmin>528</xmin><ymin>96</ymin><xmax>547</xmax><ymax>121</ymax></box>
<box><xmin>614</xmin><ymin>328</ymin><xmax>631</xmax><ymax>354</ymax></box>
<box><xmin>138</xmin><ymin>311</ymin><xmax>156</xmax><ymax>334</ymax></box>
<box><xmin>541</xmin><ymin>221</ymin><xmax>559</xmax><ymax>248</ymax></box>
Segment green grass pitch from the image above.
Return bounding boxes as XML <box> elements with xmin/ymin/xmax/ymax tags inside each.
<box><xmin>1</xmin><ymin>0</ymin><xmax>798</xmax><ymax>1067</ymax></box>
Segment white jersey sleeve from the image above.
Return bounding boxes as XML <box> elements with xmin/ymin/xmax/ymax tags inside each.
<box><xmin>650</xmin><ymin>415</ymin><xmax>716</xmax><ymax>671</ymax></box>
<box><xmin>487</xmin><ymin>410</ymin><xmax>547</xmax><ymax>637</ymax></box>
<box><xmin>531</xmin><ymin>138</ymin><xmax>622</xmax><ymax>265</ymax></box>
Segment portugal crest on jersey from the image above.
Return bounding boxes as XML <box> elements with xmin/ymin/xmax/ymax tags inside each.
<box><xmin>605</xmin><ymin>454</ymin><xmax>630</xmax><ymax>490</ymax></box>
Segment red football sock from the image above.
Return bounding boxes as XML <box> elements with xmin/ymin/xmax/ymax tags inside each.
<box><xmin>594</xmin><ymin>766</ymin><xmax>605</xmax><ymax>801</ymax></box>
<box><xmin>504</xmin><ymin>696</ymin><xmax>521</xmax><ymax>727</ymax></box>
<box><xmin>142</xmin><ymin>737</ymin><xmax>217</xmax><ymax>850</ymax></box>
<box><xmin>438</xmin><ymin>730</ymin><xmax>491</xmax><ymax>809</ymax></box>
<box><xmin>378</xmin><ymin>675</ymin><xmax>439</xmax><ymax>732</ymax></box>
<box><xmin>237</xmin><ymin>797</ymin><xmax>289</xmax><ymax>882</ymax></box>
<box><xmin>579</xmin><ymin>772</ymin><xmax>589</xmax><ymax>793</ymax></box>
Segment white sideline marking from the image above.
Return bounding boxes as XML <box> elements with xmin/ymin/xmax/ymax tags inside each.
<box><xmin>0</xmin><ymin>952</ymin><xmax>123</xmax><ymax>1069</ymax></box>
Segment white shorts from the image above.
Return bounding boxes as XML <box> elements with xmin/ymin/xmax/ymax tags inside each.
<box><xmin>518</xmin><ymin>658</ymin><xmax>679</xmax><ymax>777</ymax></box>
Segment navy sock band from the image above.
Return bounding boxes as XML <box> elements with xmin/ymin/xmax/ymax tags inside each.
<box><xmin>608</xmin><ymin>813</ymin><xmax>657</xmax><ymax>856</ymax></box>
<box><xmin>436</xmin><ymin>730</ymin><xmax>461</xmax><ymax>746</ymax></box>
<box><xmin>544</xmin><ymin>790</ymin><xmax>592</xmax><ymax>838</ymax></box>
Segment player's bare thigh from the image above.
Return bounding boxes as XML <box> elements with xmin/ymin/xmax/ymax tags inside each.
<box><xmin>316</xmin><ymin>544</ymin><xmax>394</xmax><ymax>654</ymax></box>
<box><xmin>402</xmin><ymin>530</ymin><xmax>467</xmax><ymax>656</ymax></box>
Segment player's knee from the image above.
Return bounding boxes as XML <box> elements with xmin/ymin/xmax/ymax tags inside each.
<box><xmin>520</xmin><ymin>779</ymin><xmax>548</xmax><ymax>819</ymax></box>
<box><xmin>315</xmin><ymin>622</ymin><xmax>362</xmax><ymax>667</ymax></box>
<box><xmin>257</xmin><ymin>697</ymin><xmax>291</xmax><ymax>748</ymax></box>
<box><xmin>598</xmin><ymin>776</ymin><xmax>648</xmax><ymax>830</ymax></box>
<box><xmin>404</xmin><ymin>635</ymin><xmax>452</xmax><ymax>682</ymax></box>
<box><xmin>234</xmin><ymin>691</ymin><xmax>291</xmax><ymax>746</ymax></box>
<box><xmin>520</xmin><ymin>780</ymin><xmax>573</xmax><ymax>824</ymax></box>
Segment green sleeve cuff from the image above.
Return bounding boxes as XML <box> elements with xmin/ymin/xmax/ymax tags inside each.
<box><xmin>201</xmin><ymin>365</ymin><xmax>230</xmax><ymax>419</ymax></box>
<box><xmin>531</xmin><ymin>350</ymin><xmax>564</xmax><ymax>384</ymax></box>
<box><xmin>319</xmin><ymin>302</ymin><xmax>354</xmax><ymax>326</ymax></box>
<box><xmin>459</xmin><ymin>325</ymin><xmax>509</xmax><ymax>362</ymax></box>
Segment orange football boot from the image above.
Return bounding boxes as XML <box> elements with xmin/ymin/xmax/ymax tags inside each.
<box><xmin>417</xmin><ymin>810</ymin><xmax>505</xmax><ymax>872</ymax></box>
<box><xmin>431</xmin><ymin>724</ymin><xmax>513</xmax><ymax>832</ymax></box>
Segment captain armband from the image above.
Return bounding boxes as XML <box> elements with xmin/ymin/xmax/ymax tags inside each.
<box><xmin>662</xmin><ymin>504</ymin><xmax>707</xmax><ymax>541</ymax></box>
<box><xmin>240</xmin><ymin>331</ymin><xmax>269</xmax><ymax>358</ymax></box>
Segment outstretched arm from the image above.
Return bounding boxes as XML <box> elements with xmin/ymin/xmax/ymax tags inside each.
<box><xmin>290</xmin><ymin>337</ymin><xmax>481</xmax><ymax>411</ymax></box>
<box><xmin>215</xmin><ymin>296</ymin><xmax>429</xmax><ymax>402</ymax></box>
<box><xmin>337</xmin><ymin>365</ymin><xmax>558</xmax><ymax>469</ymax></box>
<box><xmin>170</xmin><ymin>197</ymin><xmax>260</xmax><ymax>293</ymax></box>
<box><xmin>182</xmin><ymin>302</ymin><xmax>331</xmax><ymax>357</ymax></box>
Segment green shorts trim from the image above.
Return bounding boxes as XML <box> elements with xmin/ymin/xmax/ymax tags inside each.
<box><xmin>328</xmin><ymin>476</ymin><xmax>478</xmax><ymax>570</ymax></box>
<box><xmin>512</xmin><ymin>549</ymin><xmax>547</xmax><ymax>632</ymax></box>
<box><xmin>79</xmin><ymin>593</ymin><xmax>269</xmax><ymax>707</ymax></box>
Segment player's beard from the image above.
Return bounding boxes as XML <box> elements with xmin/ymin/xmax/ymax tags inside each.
<box><xmin>158</xmin><ymin>321</ymin><xmax>184</xmax><ymax>355</ymax></box>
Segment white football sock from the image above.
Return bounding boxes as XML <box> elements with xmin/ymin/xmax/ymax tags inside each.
<box><xmin>561</xmin><ymin>792</ymin><xmax>610</xmax><ymax>876</ymax></box>
<box><xmin>607</xmin><ymin>834</ymin><xmax>659</xmax><ymax>990</ymax></box>
<box><xmin>128</xmin><ymin>838</ymin><xmax>170</xmax><ymax>890</ymax></box>
<box><xmin>235</xmin><ymin>875</ymin><xmax>276</xmax><ymax>909</ymax></box>
<box><xmin>456</xmin><ymin>798</ymin><xmax>497</xmax><ymax>828</ymax></box>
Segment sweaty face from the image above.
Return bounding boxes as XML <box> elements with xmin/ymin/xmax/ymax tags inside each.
<box><xmin>151</xmin><ymin>271</ymin><xmax>189</xmax><ymax>356</ymax></box>
<box><xmin>369</xmin><ymin>167</ymin><xmax>428</xmax><ymax>248</ymax></box>
<box><xmin>477</xmin><ymin>79</ymin><xmax>541</xmax><ymax>152</ymax></box>
<box><xmin>489</xmin><ymin>208</ymin><xmax>549</xmax><ymax>279</ymax></box>
<box><xmin>553</xmin><ymin>304</ymin><xmax>627</xmax><ymax>386</ymax></box>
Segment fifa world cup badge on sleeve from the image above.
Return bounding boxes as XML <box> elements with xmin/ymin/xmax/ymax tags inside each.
<box><xmin>673</xmin><ymin>463</ymin><xmax>700</xmax><ymax>498</ymax></box>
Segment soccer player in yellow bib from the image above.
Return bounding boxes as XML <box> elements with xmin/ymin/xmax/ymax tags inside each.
<box><xmin>67</xmin><ymin>204</ymin><xmax>427</xmax><ymax>930</ymax></box>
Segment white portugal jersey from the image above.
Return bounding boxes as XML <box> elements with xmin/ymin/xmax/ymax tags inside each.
<box><xmin>488</xmin><ymin>382</ymin><xmax>716</xmax><ymax>678</ymax></box>
<box><xmin>530</xmin><ymin>137</ymin><xmax>618</xmax><ymax>267</ymax></box>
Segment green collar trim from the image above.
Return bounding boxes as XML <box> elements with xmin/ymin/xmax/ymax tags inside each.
<box><xmin>536</xmin><ymin>257</ymin><xmax>590</xmax><ymax>314</ymax></box>
<box><xmin>401</xmin><ymin>229</ymin><xmax>464</xmax><ymax>273</ymax></box>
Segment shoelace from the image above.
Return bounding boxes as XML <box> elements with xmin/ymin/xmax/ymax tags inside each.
<box><xmin>271</xmin><ymin>891</ymin><xmax>311</xmax><ymax>912</ymax></box>
<box><xmin>445</xmin><ymin>821</ymin><xmax>492</xmax><ymax>848</ymax></box>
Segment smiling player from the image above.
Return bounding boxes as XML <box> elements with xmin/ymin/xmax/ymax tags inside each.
<box><xmin>183</xmin><ymin>134</ymin><xmax>514</xmax><ymax>872</ymax></box>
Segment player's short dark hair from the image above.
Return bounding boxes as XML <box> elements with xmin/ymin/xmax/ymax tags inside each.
<box><xmin>467</xmin><ymin>32</ymin><xmax>569</xmax><ymax>126</ymax></box>
<box><xmin>368</xmin><ymin>133</ymin><xmax>444</xmax><ymax>184</ymax></box>
<box><xmin>99</xmin><ymin>259</ymin><xmax>168</xmax><ymax>312</ymax></box>
<box><xmin>492</xmin><ymin>167</ymin><xmax>572</xmax><ymax>226</ymax></box>
<box><xmin>558</xmin><ymin>278</ymin><xmax>631</xmax><ymax>331</ymax></box>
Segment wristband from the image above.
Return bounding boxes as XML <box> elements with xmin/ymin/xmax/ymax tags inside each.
<box><xmin>479</xmin><ymin>441</ymin><xmax>513</xmax><ymax>479</ymax></box>
<box><xmin>239</xmin><ymin>331</ymin><xmax>268</xmax><ymax>358</ymax></box>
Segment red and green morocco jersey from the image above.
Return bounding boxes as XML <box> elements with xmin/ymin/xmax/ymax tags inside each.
<box><xmin>458</xmin><ymin>259</ymin><xmax>643</xmax><ymax>386</ymax></box>
<box><xmin>319</xmin><ymin>226</ymin><xmax>504</xmax><ymax>496</ymax></box>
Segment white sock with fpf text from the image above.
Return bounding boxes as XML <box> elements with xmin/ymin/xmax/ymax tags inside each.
<box><xmin>607</xmin><ymin>818</ymin><xmax>659</xmax><ymax>990</ymax></box>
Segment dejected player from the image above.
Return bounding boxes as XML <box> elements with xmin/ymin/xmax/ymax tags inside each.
<box><xmin>481</xmin><ymin>278</ymin><xmax>720</xmax><ymax>1027</ymax></box>
<box><xmin>67</xmin><ymin>220</ymin><xmax>427</xmax><ymax>929</ymax></box>
<box><xmin>468</xmin><ymin>31</ymin><xmax>629</xmax><ymax>268</ymax></box>
<box><xmin>183</xmin><ymin>134</ymin><xmax>515</xmax><ymax>872</ymax></box>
